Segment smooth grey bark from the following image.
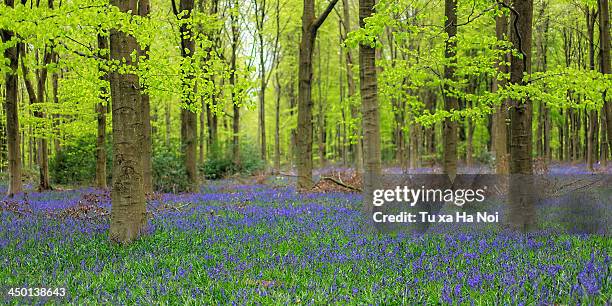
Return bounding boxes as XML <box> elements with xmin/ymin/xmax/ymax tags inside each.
<box><xmin>109</xmin><ymin>0</ymin><xmax>147</xmax><ymax>244</ymax></box>
<box><xmin>359</xmin><ymin>0</ymin><xmax>381</xmax><ymax>216</ymax></box>
<box><xmin>507</xmin><ymin>0</ymin><xmax>535</xmax><ymax>232</ymax></box>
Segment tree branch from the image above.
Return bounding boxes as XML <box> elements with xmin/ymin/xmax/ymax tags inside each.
<box><xmin>171</xmin><ymin>0</ymin><xmax>179</xmax><ymax>16</ymax></box>
<box><xmin>320</xmin><ymin>176</ymin><xmax>362</xmax><ymax>192</ymax></box>
<box><xmin>312</xmin><ymin>0</ymin><xmax>340</xmax><ymax>34</ymax></box>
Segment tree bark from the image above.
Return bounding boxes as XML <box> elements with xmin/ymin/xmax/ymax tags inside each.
<box><xmin>96</xmin><ymin>33</ymin><xmax>109</xmax><ymax>189</ymax></box>
<box><xmin>443</xmin><ymin>0</ymin><xmax>458</xmax><ymax>179</ymax></box>
<box><xmin>176</xmin><ymin>0</ymin><xmax>198</xmax><ymax>191</ymax></box>
<box><xmin>52</xmin><ymin>67</ymin><xmax>60</xmax><ymax>155</ymax></box>
<box><xmin>254</xmin><ymin>0</ymin><xmax>267</xmax><ymax>162</ymax></box>
<box><xmin>492</xmin><ymin>2</ymin><xmax>509</xmax><ymax>173</ymax></box>
<box><xmin>139</xmin><ymin>0</ymin><xmax>153</xmax><ymax>193</ymax></box>
<box><xmin>359</xmin><ymin>0</ymin><xmax>381</xmax><ymax>217</ymax></box>
<box><xmin>1</xmin><ymin>0</ymin><xmax>22</xmax><ymax>196</ymax></box>
<box><xmin>20</xmin><ymin>43</ymin><xmax>53</xmax><ymax>190</ymax></box>
<box><xmin>109</xmin><ymin>0</ymin><xmax>147</xmax><ymax>244</ymax></box>
<box><xmin>341</xmin><ymin>0</ymin><xmax>363</xmax><ymax>173</ymax></box>
<box><xmin>599</xmin><ymin>0</ymin><xmax>611</xmax><ymax>156</ymax></box>
<box><xmin>586</xmin><ymin>7</ymin><xmax>597</xmax><ymax>171</ymax></box>
<box><xmin>274</xmin><ymin>71</ymin><xmax>281</xmax><ymax>172</ymax></box>
<box><xmin>296</xmin><ymin>0</ymin><xmax>338</xmax><ymax>189</ymax></box>
<box><xmin>231</xmin><ymin>0</ymin><xmax>240</xmax><ymax>164</ymax></box>
<box><xmin>508</xmin><ymin>0</ymin><xmax>535</xmax><ymax>232</ymax></box>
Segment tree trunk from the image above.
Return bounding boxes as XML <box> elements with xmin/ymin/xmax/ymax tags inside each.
<box><xmin>231</xmin><ymin>0</ymin><xmax>240</xmax><ymax>164</ymax></box>
<box><xmin>96</xmin><ymin>33</ymin><xmax>109</xmax><ymax>189</ymax></box>
<box><xmin>359</xmin><ymin>0</ymin><xmax>381</xmax><ymax>216</ymax></box>
<box><xmin>274</xmin><ymin>72</ymin><xmax>281</xmax><ymax>172</ymax></box>
<box><xmin>599</xmin><ymin>0</ymin><xmax>611</xmax><ymax>154</ymax></box>
<box><xmin>601</xmin><ymin>110</ymin><xmax>608</xmax><ymax>166</ymax></box>
<box><xmin>586</xmin><ymin>7</ymin><xmax>597</xmax><ymax>171</ymax></box>
<box><xmin>508</xmin><ymin>0</ymin><xmax>535</xmax><ymax>231</ymax></box>
<box><xmin>492</xmin><ymin>3</ymin><xmax>509</xmax><ymax>172</ymax></box>
<box><xmin>177</xmin><ymin>0</ymin><xmax>198</xmax><ymax>191</ymax></box>
<box><xmin>255</xmin><ymin>0</ymin><xmax>267</xmax><ymax>163</ymax></box>
<box><xmin>52</xmin><ymin>68</ymin><xmax>61</xmax><ymax>155</ymax></box>
<box><xmin>109</xmin><ymin>0</ymin><xmax>147</xmax><ymax>244</ymax></box>
<box><xmin>199</xmin><ymin>95</ymin><xmax>205</xmax><ymax>164</ymax></box>
<box><xmin>139</xmin><ymin>0</ymin><xmax>153</xmax><ymax>193</ymax></box>
<box><xmin>20</xmin><ymin>43</ymin><xmax>53</xmax><ymax>190</ymax></box>
<box><xmin>165</xmin><ymin>102</ymin><xmax>171</xmax><ymax>146</ymax></box>
<box><xmin>443</xmin><ymin>0</ymin><xmax>458</xmax><ymax>179</ymax></box>
<box><xmin>297</xmin><ymin>4</ymin><xmax>316</xmax><ymax>189</ymax></box>
<box><xmin>341</xmin><ymin>0</ymin><xmax>363</xmax><ymax>173</ymax></box>
<box><xmin>296</xmin><ymin>0</ymin><xmax>338</xmax><ymax>189</ymax></box>
<box><xmin>0</xmin><ymin>92</ymin><xmax>6</xmax><ymax>172</ymax></box>
<box><xmin>2</xmin><ymin>0</ymin><xmax>22</xmax><ymax>196</ymax></box>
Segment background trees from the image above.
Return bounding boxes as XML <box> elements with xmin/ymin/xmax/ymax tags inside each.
<box><xmin>0</xmin><ymin>0</ymin><xmax>610</xmax><ymax>218</ymax></box>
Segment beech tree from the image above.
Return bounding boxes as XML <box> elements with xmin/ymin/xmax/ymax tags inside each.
<box><xmin>358</xmin><ymin>0</ymin><xmax>380</xmax><ymax>216</ymax></box>
<box><xmin>296</xmin><ymin>0</ymin><xmax>339</xmax><ymax>189</ymax></box>
<box><xmin>507</xmin><ymin>0</ymin><xmax>535</xmax><ymax>231</ymax></box>
<box><xmin>1</xmin><ymin>0</ymin><xmax>22</xmax><ymax>196</ymax></box>
<box><xmin>442</xmin><ymin>0</ymin><xmax>458</xmax><ymax>179</ymax></box>
<box><xmin>492</xmin><ymin>0</ymin><xmax>509</xmax><ymax>175</ymax></box>
<box><xmin>599</xmin><ymin>0</ymin><xmax>611</xmax><ymax>154</ymax></box>
<box><xmin>108</xmin><ymin>0</ymin><xmax>147</xmax><ymax>244</ymax></box>
<box><xmin>173</xmin><ymin>0</ymin><xmax>198</xmax><ymax>191</ymax></box>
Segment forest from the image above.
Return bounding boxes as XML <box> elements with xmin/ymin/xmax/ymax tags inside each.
<box><xmin>0</xmin><ymin>0</ymin><xmax>610</xmax><ymax>304</ymax></box>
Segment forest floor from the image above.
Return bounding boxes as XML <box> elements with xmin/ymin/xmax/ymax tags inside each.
<box><xmin>0</xmin><ymin>165</ymin><xmax>610</xmax><ymax>304</ymax></box>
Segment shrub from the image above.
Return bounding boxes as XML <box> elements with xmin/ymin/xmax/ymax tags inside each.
<box><xmin>152</xmin><ymin>142</ymin><xmax>190</xmax><ymax>193</ymax></box>
<box><xmin>201</xmin><ymin>141</ymin><xmax>264</xmax><ymax>180</ymax></box>
<box><xmin>50</xmin><ymin>134</ymin><xmax>112</xmax><ymax>185</ymax></box>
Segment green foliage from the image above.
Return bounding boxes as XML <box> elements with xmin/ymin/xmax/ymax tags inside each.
<box><xmin>201</xmin><ymin>141</ymin><xmax>264</xmax><ymax>180</ymax></box>
<box><xmin>152</xmin><ymin>142</ymin><xmax>190</xmax><ymax>193</ymax></box>
<box><xmin>50</xmin><ymin>134</ymin><xmax>111</xmax><ymax>185</ymax></box>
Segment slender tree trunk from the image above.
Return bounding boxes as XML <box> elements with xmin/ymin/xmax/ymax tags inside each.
<box><xmin>317</xmin><ymin>44</ymin><xmax>327</xmax><ymax>168</ymax></box>
<box><xmin>0</xmin><ymin>92</ymin><xmax>6</xmax><ymax>172</ymax></box>
<box><xmin>508</xmin><ymin>0</ymin><xmax>535</xmax><ymax>231</ymax></box>
<box><xmin>138</xmin><ymin>0</ymin><xmax>153</xmax><ymax>193</ymax></box>
<box><xmin>255</xmin><ymin>0</ymin><xmax>267</xmax><ymax>162</ymax></box>
<box><xmin>165</xmin><ymin>102</ymin><xmax>171</xmax><ymax>146</ymax></box>
<box><xmin>109</xmin><ymin>0</ymin><xmax>147</xmax><ymax>244</ymax></box>
<box><xmin>20</xmin><ymin>44</ymin><xmax>53</xmax><ymax>190</ymax></box>
<box><xmin>443</xmin><ymin>0</ymin><xmax>458</xmax><ymax>178</ymax></box>
<box><xmin>199</xmin><ymin>95</ymin><xmax>205</xmax><ymax>164</ymax></box>
<box><xmin>599</xmin><ymin>0</ymin><xmax>611</xmax><ymax>155</ymax></box>
<box><xmin>37</xmin><ymin>51</ymin><xmax>52</xmax><ymax>191</ymax></box>
<box><xmin>586</xmin><ymin>7</ymin><xmax>597</xmax><ymax>171</ymax></box>
<box><xmin>274</xmin><ymin>72</ymin><xmax>281</xmax><ymax>172</ymax></box>
<box><xmin>359</xmin><ymin>0</ymin><xmax>381</xmax><ymax>216</ymax></box>
<box><xmin>341</xmin><ymin>0</ymin><xmax>363</xmax><ymax>173</ymax></box>
<box><xmin>231</xmin><ymin>0</ymin><xmax>240</xmax><ymax>164</ymax></box>
<box><xmin>52</xmin><ymin>68</ymin><xmax>61</xmax><ymax>155</ymax></box>
<box><xmin>601</xmin><ymin>110</ymin><xmax>608</xmax><ymax>166</ymax></box>
<box><xmin>177</xmin><ymin>0</ymin><xmax>198</xmax><ymax>191</ymax></box>
<box><xmin>2</xmin><ymin>0</ymin><xmax>22</xmax><ymax>196</ymax></box>
<box><xmin>96</xmin><ymin>33</ymin><xmax>109</xmax><ymax>189</ymax></box>
<box><xmin>296</xmin><ymin>0</ymin><xmax>338</xmax><ymax>189</ymax></box>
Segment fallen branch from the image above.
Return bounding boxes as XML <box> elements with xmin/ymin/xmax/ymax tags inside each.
<box><xmin>278</xmin><ymin>172</ymin><xmax>299</xmax><ymax>177</ymax></box>
<box><xmin>320</xmin><ymin>176</ymin><xmax>362</xmax><ymax>192</ymax></box>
